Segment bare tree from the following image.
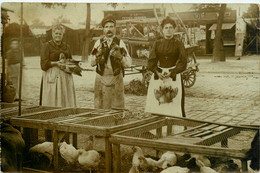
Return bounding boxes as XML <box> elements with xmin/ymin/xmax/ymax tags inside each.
<box><xmin>212</xmin><ymin>4</ymin><xmax>226</xmax><ymax>62</ymax></box>
<box><xmin>82</xmin><ymin>3</ymin><xmax>91</xmax><ymax>60</ymax></box>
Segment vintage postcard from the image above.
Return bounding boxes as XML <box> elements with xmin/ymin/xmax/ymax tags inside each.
<box><xmin>1</xmin><ymin>1</ymin><xmax>259</xmax><ymax>173</ymax></box>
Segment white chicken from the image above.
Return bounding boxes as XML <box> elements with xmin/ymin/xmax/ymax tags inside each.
<box><xmin>196</xmin><ymin>159</ymin><xmax>218</xmax><ymax>173</ymax></box>
<box><xmin>129</xmin><ymin>146</ymin><xmax>144</xmax><ymax>173</ymax></box>
<box><xmin>138</xmin><ymin>156</ymin><xmax>158</xmax><ymax>171</ymax></box>
<box><xmin>160</xmin><ymin>166</ymin><xmax>189</xmax><ymax>173</ymax></box>
<box><xmin>190</xmin><ymin>154</ymin><xmax>211</xmax><ymax>167</ymax></box>
<box><xmin>29</xmin><ymin>142</ymin><xmax>53</xmax><ymax>161</ymax></box>
<box><xmin>157</xmin><ymin>151</ymin><xmax>177</xmax><ymax>169</ymax></box>
<box><xmin>59</xmin><ymin>141</ymin><xmax>79</xmax><ymax>165</ymax></box>
<box><xmin>78</xmin><ymin>149</ymin><xmax>101</xmax><ymax>173</ymax></box>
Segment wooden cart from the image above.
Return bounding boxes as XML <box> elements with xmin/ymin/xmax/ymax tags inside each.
<box><xmin>109</xmin><ymin>115</ymin><xmax>258</xmax><ymax>173</ymax></box>
<box><xmin>116</xmin><ymin>19</ymin><xmax>200</xmax><ymax>88</ymax></box>
<box><xmin>10</xmin><ymin>108</ymin><xmax>161</xmax><ymax>173</ymax></box>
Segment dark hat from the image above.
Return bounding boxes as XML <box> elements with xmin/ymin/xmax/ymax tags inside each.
<box><xmin>161</xmin><ymin>16</ymin><xmax>176</xmax><ymax>28</ymax></box>
<box><xmin>101</xmin><ymin>14</ymin><xmax>116</xmax><ymax>27</ymax></box>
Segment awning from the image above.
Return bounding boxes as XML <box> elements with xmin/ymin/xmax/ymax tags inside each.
<box><xmin>209</xmin><ymin>23</ymin><xmax>235</xmax><ymax>31</ymax></box>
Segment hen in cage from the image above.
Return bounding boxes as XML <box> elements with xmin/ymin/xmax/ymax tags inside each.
<box><xmin>59</xmin><ymin>141</ymin><xmax>79</xmax><ymax>165</ymax></box>
<box><xmin>78</xmin><ymin>149</ymin><xmax>101</xmax><ymax>173</ymax></box>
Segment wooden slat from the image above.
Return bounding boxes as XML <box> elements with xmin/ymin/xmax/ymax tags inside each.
<box><xmin>172</xmin><ymin>123</ymin><xmax>209</xmax><ymax>136</ymax></box>
<box><xmin>200</xmin><ymin>124</ymin><xmax>219</xmax><ymax>131</ymax></box>
<box><xmin>22</xmin><ymin>167</ymin><xmax>51</xmax><ymax>173</ymax></box>
<box><xmin>167</xmin><ymin>124</ymin><xmax>172</xmax><ymax>136</ymax></box>
<box><xmin>212</xmin><ymin>126</ymin><xmax>229</xmax><ymax>132</ymax></box>
<box><xmin>193</xmin><ymin>130</ymin><xmax>213</xmax><ymax>137</ymax></box>
<box><xmin>53</xmin><ymin>130</ymin><xmax>58</xmax><ymax>171</ymax></box>
<box><xmin>152</xmin><ymin>113</ymin><xmax>260</xmax><ymax>130</ymax></box>
<box><xmin>115</xmin><ymin>119</ymin><xmax>166</xmax><ymax>137</ymax></box>
<box><xmin>158</xmin><ymin>136</ymin><xmax>202</xmax><ymax>144</ymax></box>
<box><xmin>105</xmin><ymin>137</ymin><xmax>112</xmax><ymax>173</ymax></box>
<box><xmin>14</xmin><ymin>108</ymin><xmax>72</xmax><ymax>120</ymax></box>
<box><xmin>73</xmin><ymin>133</ymin><xmax>77</xmax><ymax>148</ymax></box>
<box><xmin>45</xmin><ymin>110</ymin><xmax>101</xmax><ymax>122</ymax></box>
<box><xmin>108</xmin><ymin>116</ymin><xmax>162</xmax><ymax>134</ymax></box>
<box><xmin>183</xmin><ymin>129</ymin><xmax>204</xmax><ymax>137</ymax></box>
<box><xmin>10</xmin><ymin>118</ymin><xmax>107</xmax><ymax>136</ymax></box>
<box><xmin>196</xmin><ymin>127</ymin><xmax>241</xmax><ymax>146</ymax></box>
<box><xmin>156</xmin><ymin>127</ymin><xmax>162</xmax><ymax>138</ymax></box>
<box><xmin>166</xmin><ymin>118</ymin><xmax>202</xmax><ymax>127</ymax></box>
<box><xmin>56</xmin><ymin>117</ymin><xmax>92</xmax><ymax>124</ymax></box>
<box><xmin>113</xmin><ymin>144</ymin><xmax>121</xmax><ymax>173</ymax></box>
<box><xmin>109</xmin><ymin>135</ymin><xmax>248</xmax><ymax>159</ymax></box>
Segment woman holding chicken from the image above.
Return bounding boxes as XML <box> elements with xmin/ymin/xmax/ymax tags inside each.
<box><xmin>40</xmin><ymin>24</ymin><xmax>76</xmax><ymax>107</ymax></box>
<box><xmin>145</xmin><ymin>16</ymin><xmax>187</xmax><ymax>119</ymax></box>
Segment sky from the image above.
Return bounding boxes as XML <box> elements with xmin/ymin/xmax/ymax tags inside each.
<box><xmin>1</xmin><ymin>2</ymin><xmax>253</xmax><ymax>28</ymax></box>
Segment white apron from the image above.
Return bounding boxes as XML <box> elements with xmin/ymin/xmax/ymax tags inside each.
<box><xmin>42</xmin><ymin>67</ymin><xmax>77</xmax><ymax>107</ymax></box>
<box><xmin>145</xmin><ymin>67</ymin><xmax>184</xmax><ymax>133</ymax></box>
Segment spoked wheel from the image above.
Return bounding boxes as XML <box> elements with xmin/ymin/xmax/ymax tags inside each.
<box><xmin>182</xmin><ymin>69</ymin><xmax>196</xmax><ymax>88</ymax></box>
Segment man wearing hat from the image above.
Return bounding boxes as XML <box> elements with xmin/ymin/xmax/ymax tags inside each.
<box><xmin>91</xmin><ymin>15</ymin><xmax>132</xmax><ymax>109</ymax></box>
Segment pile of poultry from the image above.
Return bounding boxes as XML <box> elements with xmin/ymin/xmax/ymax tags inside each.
<box><xmin>154</xmin><ymin>79</ymin><xmax>178</xmax><ymax>105</ymax></box>
<box><xmin>28</xmin><ymin>141</ymin><xmax>101</xmax><ymax>172</ymax></box>
<box><xmin>129</xmin><ymin>146</ymin><xmax>243</xmax><ymax>173</ymax></box>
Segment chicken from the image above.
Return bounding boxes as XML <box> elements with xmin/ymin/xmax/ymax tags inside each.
<box><xmin>157</xmin><ymin>151</ymin><xmax>177</xmax><ymax>169</ymax></box>
<box><xmin>58</xmin><ymin>53</ymin><xmax>82</xmax><ymax>76</ymax></box>
<box><xmin>78</xmin><ymin>149</ymin><xmax>101</xmax><ymax>173</ymax></box>
<box><xmin>192</xmin><ymin>154</ymin><xmax>211</xmax><ymax>167</ymax></box>
<box><xmin>160</xmin><ymin>166</ymin><xmax>189</xmax><ymax>173</ymax></box>
<box><xmin>29</xmin><ymin>142</ymin><xmax>53</xmax><ymax>162</ymax></box>
<box><xmin>196</xmin><ymin>159</ymin><xmax>218</xmax><ymax>173</ymax></box>
<box><xmin>132</xmin><ymin>146</ymin><xmax>144</xmax><ymax>167</ymax></box>
<box><xmin>59</xmin><ymin>141</ymin><xmax>79</xmax><ymax>165</ymax></box>
<box><xmin>129</xmin><ymin>165</ymin><xmax>139</xmax><ymax>173</ymax></box>
<box><xmin>129</xmin><ymin>146</ymin><xmax>144</xmax><ymax>173</ymax></box>
<box><xmin>138</xmin><ymin>156</ymin><xmax>158</xmax><ymax>171</ymax></box>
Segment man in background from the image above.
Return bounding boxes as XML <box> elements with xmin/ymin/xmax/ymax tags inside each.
<box><xmin>6</xmin><ymin>38</ymin><xmax>21</xmax><ymax>101</ymax></box>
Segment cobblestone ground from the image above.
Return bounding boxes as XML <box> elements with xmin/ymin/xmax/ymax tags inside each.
<box><xmin>21</xmin><ymin>56</ymin><xmax>260</xmax><ymax>127</ymax></box>
<box><xmin>9</xmin><ymin>56</ymin><xmax>259</xmax><ymax>171</ymax></box>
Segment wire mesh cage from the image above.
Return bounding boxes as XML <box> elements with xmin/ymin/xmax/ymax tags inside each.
<box><xmin>0</xmin><ymin>105</ymin><xmax>59</xmax><ymax>120</ymax></box>
<box><xmin>110</xmin><ymin>116</ymin><xmax>259</xmax><ymax>173</ymax></box>
<box><xmin>9</xmin><ymin>109</ymin><xmax>161</xmax><ymax>172</ymax></box>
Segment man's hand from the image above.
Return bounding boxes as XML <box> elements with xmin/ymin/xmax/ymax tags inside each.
<box><xmin>110</xmin><ymin>48</ymin><xmax>123</xmax><ymax>60</ymax></box>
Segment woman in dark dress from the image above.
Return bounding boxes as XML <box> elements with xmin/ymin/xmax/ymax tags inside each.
<box><xmin>40</xmin><ymin>24</ymin><xmax>76</xmax><ymax>107</ymax></box>
<box><xmin>145</xmin><ymin>16</ymin><xmax>187</xmax><ymax>123</ymax></box>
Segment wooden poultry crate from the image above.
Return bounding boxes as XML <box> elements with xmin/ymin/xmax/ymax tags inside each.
<box><xmin>110</xmin><ymin>116</ymin><xmax>259</xmax><ymax>173</ymax></box>
<box><xmin>0</xmin><ymin>103</ymin><xmax>38</xmax><ymax>117</ymax></box>
<box><xmin>10</xmin><ymin>108</ymin><xmax>161</xmax><ymax>173</ymax></box>
<box><xmin>0</xmin><ymin>105</ymin><xmax>58</xmax><ymax>120</ymax></box>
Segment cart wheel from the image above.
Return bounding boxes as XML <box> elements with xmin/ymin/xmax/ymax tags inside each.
<box><xmin>182</xmin><ymin>69</ymin><xmax>196</xmax><ymax>88</ymax></box>
<box><xmin>142</xmin><ymin>70</ymin><xmax>152</xmax><ymax>88</ymax></box>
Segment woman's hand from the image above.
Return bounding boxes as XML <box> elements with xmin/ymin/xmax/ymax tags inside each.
<box><xmin>50</xmin><ymin>61</ymin><xmax>58</xmax><ymax>67</ymax></box>
<box><xmin>57</xmin><ymin>61</ymin><xmax>66</xmax><ymax>70</ymax></box>
<box><xmin>155</xmin><ymin>70</ymin><xmax>165</xmax><ymax>80</ymax></box>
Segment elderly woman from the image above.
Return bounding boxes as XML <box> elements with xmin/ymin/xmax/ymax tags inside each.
<box><xmin>40</xmin><ymin>24</ymin><xmax>76</xmax><ymax>107</ymax></box>
<box><xmin>145</xmin><ymin>16</ymin><xmax>187</xmax><ymax>119</ymax></box>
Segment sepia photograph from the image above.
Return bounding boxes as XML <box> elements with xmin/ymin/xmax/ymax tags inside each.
<box><xmin>0</xmin><ymin>1</ymin><xmax>259</xmax><ymax>173</ymax></box>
